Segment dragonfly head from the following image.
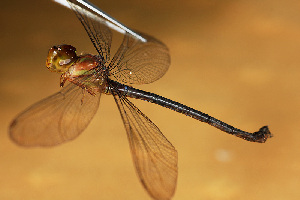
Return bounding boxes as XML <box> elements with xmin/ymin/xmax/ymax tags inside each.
<box><xmin>46</xmin><ymin>45</ymin><xmax>78</xmax><ymax>73</ymax></box>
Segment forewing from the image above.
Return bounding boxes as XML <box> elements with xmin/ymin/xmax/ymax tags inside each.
<box><xmin>109</xmin><ymin>33</ymin><xmax>170</xmax><ymax>84</ymax></box>
<box><xmin>66</xmin><ymin>0</ymin><xmax>112</xmax><ymax>62</ymax></box>
<box><xmin>9</xmin><ymin>83</ymin><xmax>100</xmax><ymax>147</ymax></box>
<box><xmin>112</xmin><ymin>91</ymin><xmax>177</xmax><ymax>200</ymax></box>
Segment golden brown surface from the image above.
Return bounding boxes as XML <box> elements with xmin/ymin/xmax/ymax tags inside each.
<box><xmin>1</xmin><ymin>0</ymin><xmax>299</xmax><ymax>199</ymax></box>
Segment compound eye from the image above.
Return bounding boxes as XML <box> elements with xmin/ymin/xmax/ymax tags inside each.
<box><xmin>46</xmin><ymin>45</ymin><xmax>78</xmax><ymax>73</ymax></box>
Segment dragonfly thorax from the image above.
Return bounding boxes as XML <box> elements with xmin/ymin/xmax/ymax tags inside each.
<box><xmin>46</xmin><ymin>44</ymin><xmax>107</xmax><ymax>95</ymax></box>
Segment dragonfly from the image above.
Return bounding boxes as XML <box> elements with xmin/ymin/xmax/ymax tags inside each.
<box><xmin>9</xmin><ymin>0</ymin><xmax>272</xmax><ymax>199</ymax></box>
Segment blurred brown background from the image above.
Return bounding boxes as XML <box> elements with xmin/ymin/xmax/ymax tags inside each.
<box><xmin>1</xmin><ymin>0</ymin><xmax>300</xmax><ymax>199</ymax></box>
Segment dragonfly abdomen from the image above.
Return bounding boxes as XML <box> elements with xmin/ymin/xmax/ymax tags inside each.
<box><xmin>108</xmin><ymin>79</ymin><xmax>272</xmax><ymax>143</ymax></box>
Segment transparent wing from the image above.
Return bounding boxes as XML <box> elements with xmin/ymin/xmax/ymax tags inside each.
<box><xmin>66</xmin><ymin>0</ymin><xmax>112</xmax><ymax>62</ymax></box>
<box><xmin>109</xmin><ymin>32</ymin><xmax>170</xmax><ymax>84</ymax></box>
<box><xmin>112</xmin><ymin>90</ymin><xmax>177</xmax><ymax>200</ymax></box>
<box><xmin>9</xmin><ymin>83</ymin><xmax>101</xmax><ymax>147</ymax></box>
